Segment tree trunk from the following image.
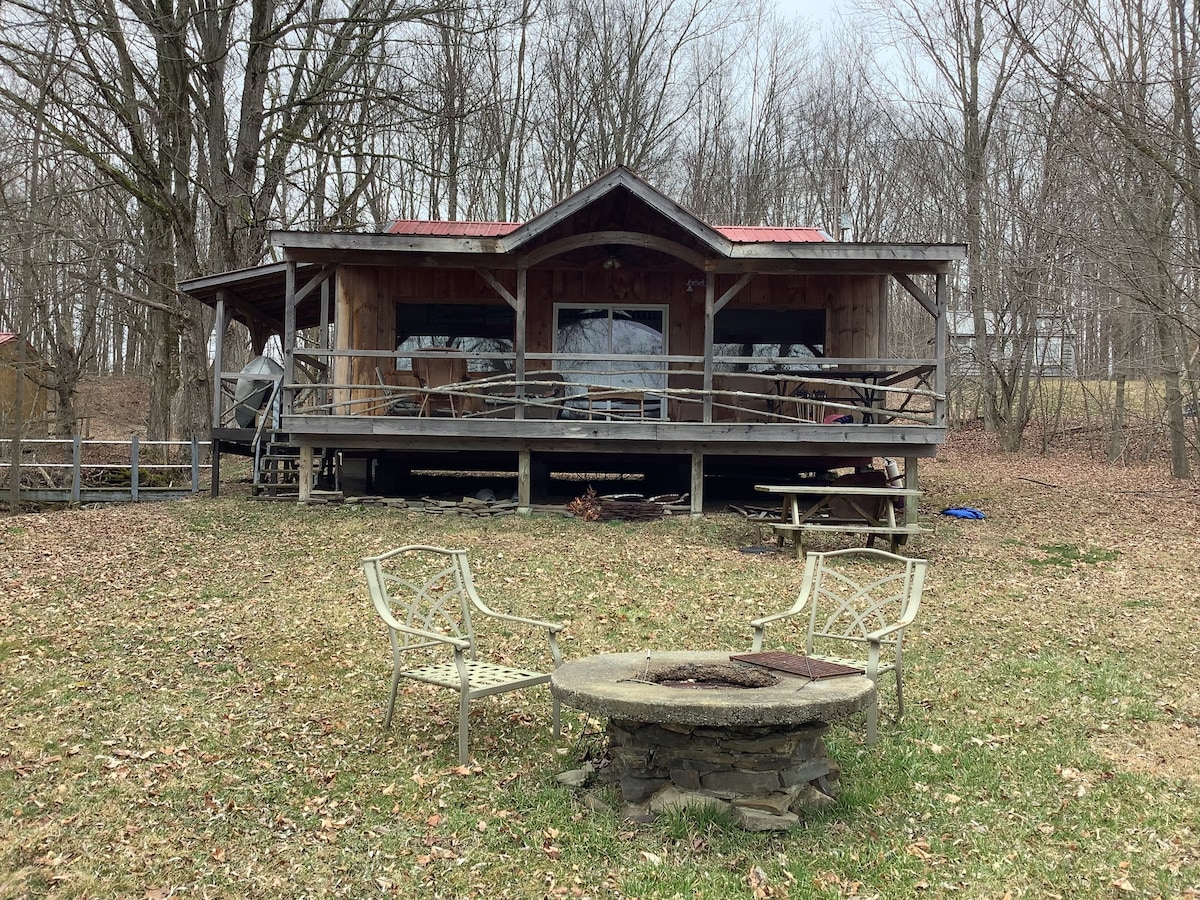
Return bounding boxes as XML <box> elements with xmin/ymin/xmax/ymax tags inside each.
<box><xmin>1157</xmin><ymin>313</ymin><xmax>1191</xmax><ymax>478</ymax></box>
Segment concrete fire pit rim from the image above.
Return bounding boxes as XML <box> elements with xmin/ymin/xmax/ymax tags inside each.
<box><xmin>550</xmin><ymin>650</ymin><xmax>876</xmax><ymax>727</ymax></box>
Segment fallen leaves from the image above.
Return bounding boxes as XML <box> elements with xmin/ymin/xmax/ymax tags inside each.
<box><xmin>3</xmin><ymin>449</ymin><xmax>1200</xmax><ymax>898</ymax></box>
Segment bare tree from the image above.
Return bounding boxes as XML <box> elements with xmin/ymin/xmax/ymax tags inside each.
<box><xmin>0</xmin><ymin>0</ymin><xmax>451</xmax><ymax>441</ymax></box>
<box><xmin>1007</xmin><ymin>0</ymin><xmax>1198</xmax><ymax>474</ymax></box>
<box><xmin>869</xmin><ymin>0</ymin><xmax>1028</xmax><ymax>444</ymax></box>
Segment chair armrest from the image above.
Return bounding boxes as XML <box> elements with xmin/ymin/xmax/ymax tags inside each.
<box><xmin>748</xmin><ymin>605</ymin><xmax>806</xmax><ymax>630</ymax></box>
<box><xmin>482</xmin><ymin>610</ymin><xmax>565</xmax><ymax>634</ymax></box>
<box><xmin>864</xmin><ymin>621</ymin><xmax>909</xmax><ymax>643</ymax></box>
<box><xmin>374</xmin><ymin>603</ymin><xmax>471</xmax><ymax>650</ymax></box>
<box><xmin>750</xmin><ymin>601</ymin><xmax>811</xmax><ymax>652</ymax></box>
<box><xmin>468</xmin><ymin>604</ymin><xmax>564</xmax><ymax>667</ymax></box>
<box><xmin>468</xmin><ymin>596</ymin><xmax>564</xmax><ymax>633</ymax></box>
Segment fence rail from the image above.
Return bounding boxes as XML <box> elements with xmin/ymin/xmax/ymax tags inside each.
<box><xmin>0</xmin><ymin>436</ymin><xmax>211</xmax><ymax>504</ymax></box>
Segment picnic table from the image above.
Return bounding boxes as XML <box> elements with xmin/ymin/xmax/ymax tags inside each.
<box><xmin>754</xmin><ymin>483</ymin><xmax>930</xmax><ymax>555</ymax></box>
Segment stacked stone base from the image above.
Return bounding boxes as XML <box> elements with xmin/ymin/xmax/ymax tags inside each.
<box><xmin>606</xmin><ymin>718</ymin><xmax>841</xmax><ymax>831</ymax></box>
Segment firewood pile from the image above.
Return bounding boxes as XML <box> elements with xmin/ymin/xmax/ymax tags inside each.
<box><xmin>335</xmin><ymin>495</ymin><xmax>520</xmax><ymax>516</ymax></box>
<box><xmin>567</xmin><ymin>489</ymin><xmax>690</xmax><ymax>521</ymax></box>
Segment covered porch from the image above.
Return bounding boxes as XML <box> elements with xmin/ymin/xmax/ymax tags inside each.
<box><xmin>180</xmin><ymin>167</ymin><xmax>964</xmax><ymax>513</ymax></box>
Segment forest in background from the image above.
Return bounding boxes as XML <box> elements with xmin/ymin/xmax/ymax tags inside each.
<box><xmin>0</xmin><ymin>0</ymin><xmax>1197</xmax><ymax>475</ymax></box>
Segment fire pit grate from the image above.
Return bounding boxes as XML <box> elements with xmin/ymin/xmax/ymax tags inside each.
<box><xmin>730</xmin><ymin>652</ymin><xmax>864</xmax><ymax>680</ymax></box>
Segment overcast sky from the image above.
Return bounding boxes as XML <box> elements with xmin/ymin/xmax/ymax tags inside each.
<box><xmin>774</xmin><ymin>0</ymin><xmax>843</xmax><ymax>30</ymax></box>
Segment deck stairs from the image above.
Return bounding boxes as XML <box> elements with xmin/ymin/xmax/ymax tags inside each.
<box><xmin>252</xmin><ymin>432</ymin><xmax>330</xmax><ymax>498</ymax></box>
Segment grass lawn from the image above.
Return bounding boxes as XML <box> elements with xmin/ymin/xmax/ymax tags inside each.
<box><xmin>2</xmin><ymin>438</ymin><xmax>1198</xmax><ymax>899</ymax></box>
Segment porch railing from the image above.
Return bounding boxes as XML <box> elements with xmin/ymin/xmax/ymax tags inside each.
<box><xmin>217</xmin><ymin>348</ymin><xmax>944</xmax><ymax>427</ymax></box>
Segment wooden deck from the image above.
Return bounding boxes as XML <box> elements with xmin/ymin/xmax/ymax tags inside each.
<box><xmin>281</xmin><ymin>413</ymin><xmax>943</xmax><ymax>458</ymax></box>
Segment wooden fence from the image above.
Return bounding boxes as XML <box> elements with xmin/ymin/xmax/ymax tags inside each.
<box><xmin>0</xmin><ymin>436</ymin><xmax>211</xmax><ymax>504</ymax></box>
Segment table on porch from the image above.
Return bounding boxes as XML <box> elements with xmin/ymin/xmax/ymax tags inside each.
<box><xmin>754</xmin><ymin>483</ymin><xmax>929</xmax><ymax>556</ymax></box>
<box><xmin>771</xmin><ymin>365</ymin><xmax>937</xmax><ymax>424</ymax></box>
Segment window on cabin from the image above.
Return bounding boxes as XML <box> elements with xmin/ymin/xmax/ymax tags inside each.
<box><xmin>393</xmin><ymin>303</ymin><xmax>515</xmax><ymax>373</ymax></box>
<box><xmin>553</xmin><ymin>305</ymin><xmax>668</xmax><ymax>416</ymax></box>
<box><xmin>713</xmin><ymin>309</ymin><xmax>825</xmax><ymax>372</ymax></box>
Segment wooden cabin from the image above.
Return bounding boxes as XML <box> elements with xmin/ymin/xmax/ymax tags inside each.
<box><xmin>0</xmin><ymin>333</ymin><xmax>53</xmax><ymax>436</ymax></box>
<box><xmin>180</xmin><ymin>167</ymin><xmax>965</xmax><ymax>513</ymax></box>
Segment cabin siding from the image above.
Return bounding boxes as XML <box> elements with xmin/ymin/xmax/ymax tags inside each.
<box><xmin>333</xmin><ymin>267</ymin><xmax>884</xmax><ymax>365</ymax></box>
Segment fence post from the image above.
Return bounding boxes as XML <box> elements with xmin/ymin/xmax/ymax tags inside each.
<box><xmin>131</xmin><ymin>436</ymin><xmax>140</xmax><ymax>502</ymax></box>
<box><xmin>71</xmin><ymin>435</ymin><xmax>81</xmax><ymax>504</ymax></box>
<box><xmin>191</xmin><ymin>437</ymin><xmax>200</xmax><ymax>493</ymax></box>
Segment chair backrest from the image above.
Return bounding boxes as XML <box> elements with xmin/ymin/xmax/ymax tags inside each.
<box><xmin>524</xmin><ymin>371</ymin><xmax>565</xmax><ymax>418</ymax></box>
<box><xmin>801</xmin><ymin>548</ymin><xmax>926</xmax><ymax>654</ymax></box>
<box><xmin>413</xmin><ymin>350</ymin><xmax>467</xmax><ymax>388</ymax></box>
<box><xmin>362</xmin><ymin>545</ymin><xmax>480</xmax><ymax>655</ymax></box>
<box><xmin>667</xmin><ymin>370</ymin><xmax>704</xmax><ymax>422</ymax></box>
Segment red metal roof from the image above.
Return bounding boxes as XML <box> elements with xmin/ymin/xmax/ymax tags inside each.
<box><xmin>713</xmin><ymin>226</ymin><xmax>829</xmax><ymax>243</ymax></box>
<box><xmin>385</xmin><ymin>219</ymin><xmax>828</xmax><ymax>243</ymax></box>
<box><xmin>386</xmin><ymin>219</ymin><xmax>521</xmax><ymax>237</ymax></box>
<box><xmin>0</xmin><ymin>333</ymin><xmax>17</xmax><ymax>346</ymax></box>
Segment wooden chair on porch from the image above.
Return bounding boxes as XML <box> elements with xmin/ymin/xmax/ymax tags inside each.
<box><xmin>375</xmin><ymin>367</ymin><xmax>422</xmax><ymax>416</ymax></box>
<box><xmin>585</xmin><ymin>386</ymin><xmax>647</xmax><ymax>420</ymax></box>
<box><xmin>749</xmin><ymin>547</ymin><xmax>927</xmax><ymax>743</ymax></box>
<box><xmin>413</xmin><ymin>349</ymin><xmax>470</xmax><ymax>416</ymax></box>
<box><xmin>362</xmin><ymin>545</ymin><xmax>564</xmax><ymax>764</ymax></box>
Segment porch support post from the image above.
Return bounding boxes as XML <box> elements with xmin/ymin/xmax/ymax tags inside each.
<box><xmin>211</xmin><ymin>292</ymin><xmax>229</xmax><ymax>499</ymax></box>
<box><xmin>298</xmin><ymin>444</ymin><xmax>313</xmax><ymax>502</ymax></box>
<box><xmin>934</xmin><ymin>273</ymin><xmax>947</xmax><ymax>427</ymax></box>
<box><xmin>191</xmin><ymin>437</ymin><xmax>200</xmax><ymax>494</ymax></box>
<box><xmin>71</xmin><ymin>435</ymin><xmax>81</xmax><ymax>504</ymax></box>
<box><xmin>130</xmin><ymin>435</ymin><xmax>139</xmax><ymax>503</ymax></box>
<box><xmin>690</xmin><ymin>452</ymin><xmax>704</xmax><ymax>517</ymax></box>
<box><xmin>702</xmin><ymin>270</ymin><xmax>715</xmax><ymax>423</ymax></box>
<box><xmin>517</xmin><ymin>448</ymin><xmax>531</xmax><ymax>514</ymax></box>
<box><xmin>70</xmin><ymin>434</ymin><xmax>81</xmax><ymax>504</ymax></box>
<box><xmin>212</xmin><ymin>292</ymin><xmax>229</xmax><ymax>428</ymax></box>
<box><xmin>319</xmin><ymin>277</ymin><xmax>331</xmax><ymax>412</ymax></box>
<box><xmin>515</xmin><ymin>266</ymin><xmax>527</xmax><ymax>421</ymax></box>
<box><xmin>210</xmin><ymin>439</ymin><xmax>221</xmax><ymax>498</ymax></box>
<box><xmin>283</xmin><ymin>262</ymin><xmax>297</xmax><ymax>417</ymax></box>
<box><xmin>903</xmin><ymin>456</ymin><xmax>919</xmax><ymax>526</ymax></box>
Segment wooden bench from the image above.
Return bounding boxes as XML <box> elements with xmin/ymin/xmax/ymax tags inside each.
<box><xmin>755</xmin><ymin>482</ymin><xmax>927</xmax><ymax>557</ymax></box>
<box><xmin>770</xmin><ymin>521</ymin><xmax>931</xmax><ymax>555</ymax></box>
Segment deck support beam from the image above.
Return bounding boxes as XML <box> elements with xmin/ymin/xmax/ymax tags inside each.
<box><xmin>934</xmin><ymin>273</ymin><xmax>947</xmax><ymax>427</ymax></box>
<box><xmin>690</xmin><ymin>453</ymin><xmax>704</xmax><ymax>517</ymax></box>
<box><xmin>284</xmin><ymin>263</ymin><xmax>297</xmax><ymax>417</ymax></box>
<box><xmin>702</xmin><ymin>272</ymin><xmax>715</xmax><ymax>423</ymax></box>
<box><xmin>517</xmin><ymin>449</ymin><xmax>531</xmax><ymax>514</ymax></box>
<box><xmin>903</xmin><ymin>457</ymin><xmax>919</xmax><ymax>526</ymax></box>
<box><xmin>298</xmin><ymin>444</ymin><xmax>313</xmax><ymax>502</ymax></box>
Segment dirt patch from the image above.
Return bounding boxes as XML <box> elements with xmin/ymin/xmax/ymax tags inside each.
<box><xmin>645</xmin><ymin>662</ymin><xmax>780</xmax><ymax>689</ymax></box>
<box><xmin>77</xmin><ymin>375</ymin><xmax>150</xmax><ymax>439</ymax></box>
<box><xmin>1094</xmin><ymin>721</ymin><xmax>1200</xmax><ymax>782</ymax></box>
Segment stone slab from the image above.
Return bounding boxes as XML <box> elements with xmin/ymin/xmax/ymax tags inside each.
<box><xmin>551</xmin><ymin>651</ymin><xmax>875</xmax><ymax>727</ymax></box>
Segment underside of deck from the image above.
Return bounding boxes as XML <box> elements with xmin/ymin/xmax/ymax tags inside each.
<box><xmin>239</xmin><ymin>415</ymin><xmax>941</xmax><ymax>510</ymax></box>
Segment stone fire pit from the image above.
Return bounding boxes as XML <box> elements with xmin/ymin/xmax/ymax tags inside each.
<box><xmin>551</xmin><ymin>651</ymin><xmax>876</xmax><ymax>831</ymax></box>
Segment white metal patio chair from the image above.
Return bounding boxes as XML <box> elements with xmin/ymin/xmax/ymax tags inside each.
<box><xmin>749</xmin><ymin>547</ymin><xmax>927</xmax><ymax>743</ymax></box>
<box><xmin>363</xmin><ymin>545</ymin><xmax>564</xmax><ymax>763</ymax></box>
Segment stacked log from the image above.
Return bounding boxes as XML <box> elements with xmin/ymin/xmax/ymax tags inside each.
<box><xmin>594</xmin><ymin>500</ymin><xmax>665</xmax><ymax>521</ymax></box>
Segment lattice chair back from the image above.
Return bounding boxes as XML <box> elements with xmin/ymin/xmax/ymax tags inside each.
<box><xmin>364</xmin><ymin>545</ymin><xmax>479</xmax><ymax>658</ymax></box>
<box><xmin>804</xmin><ymin>548</ymin><xmax>925</xmax><ymax>659</ymax></box>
